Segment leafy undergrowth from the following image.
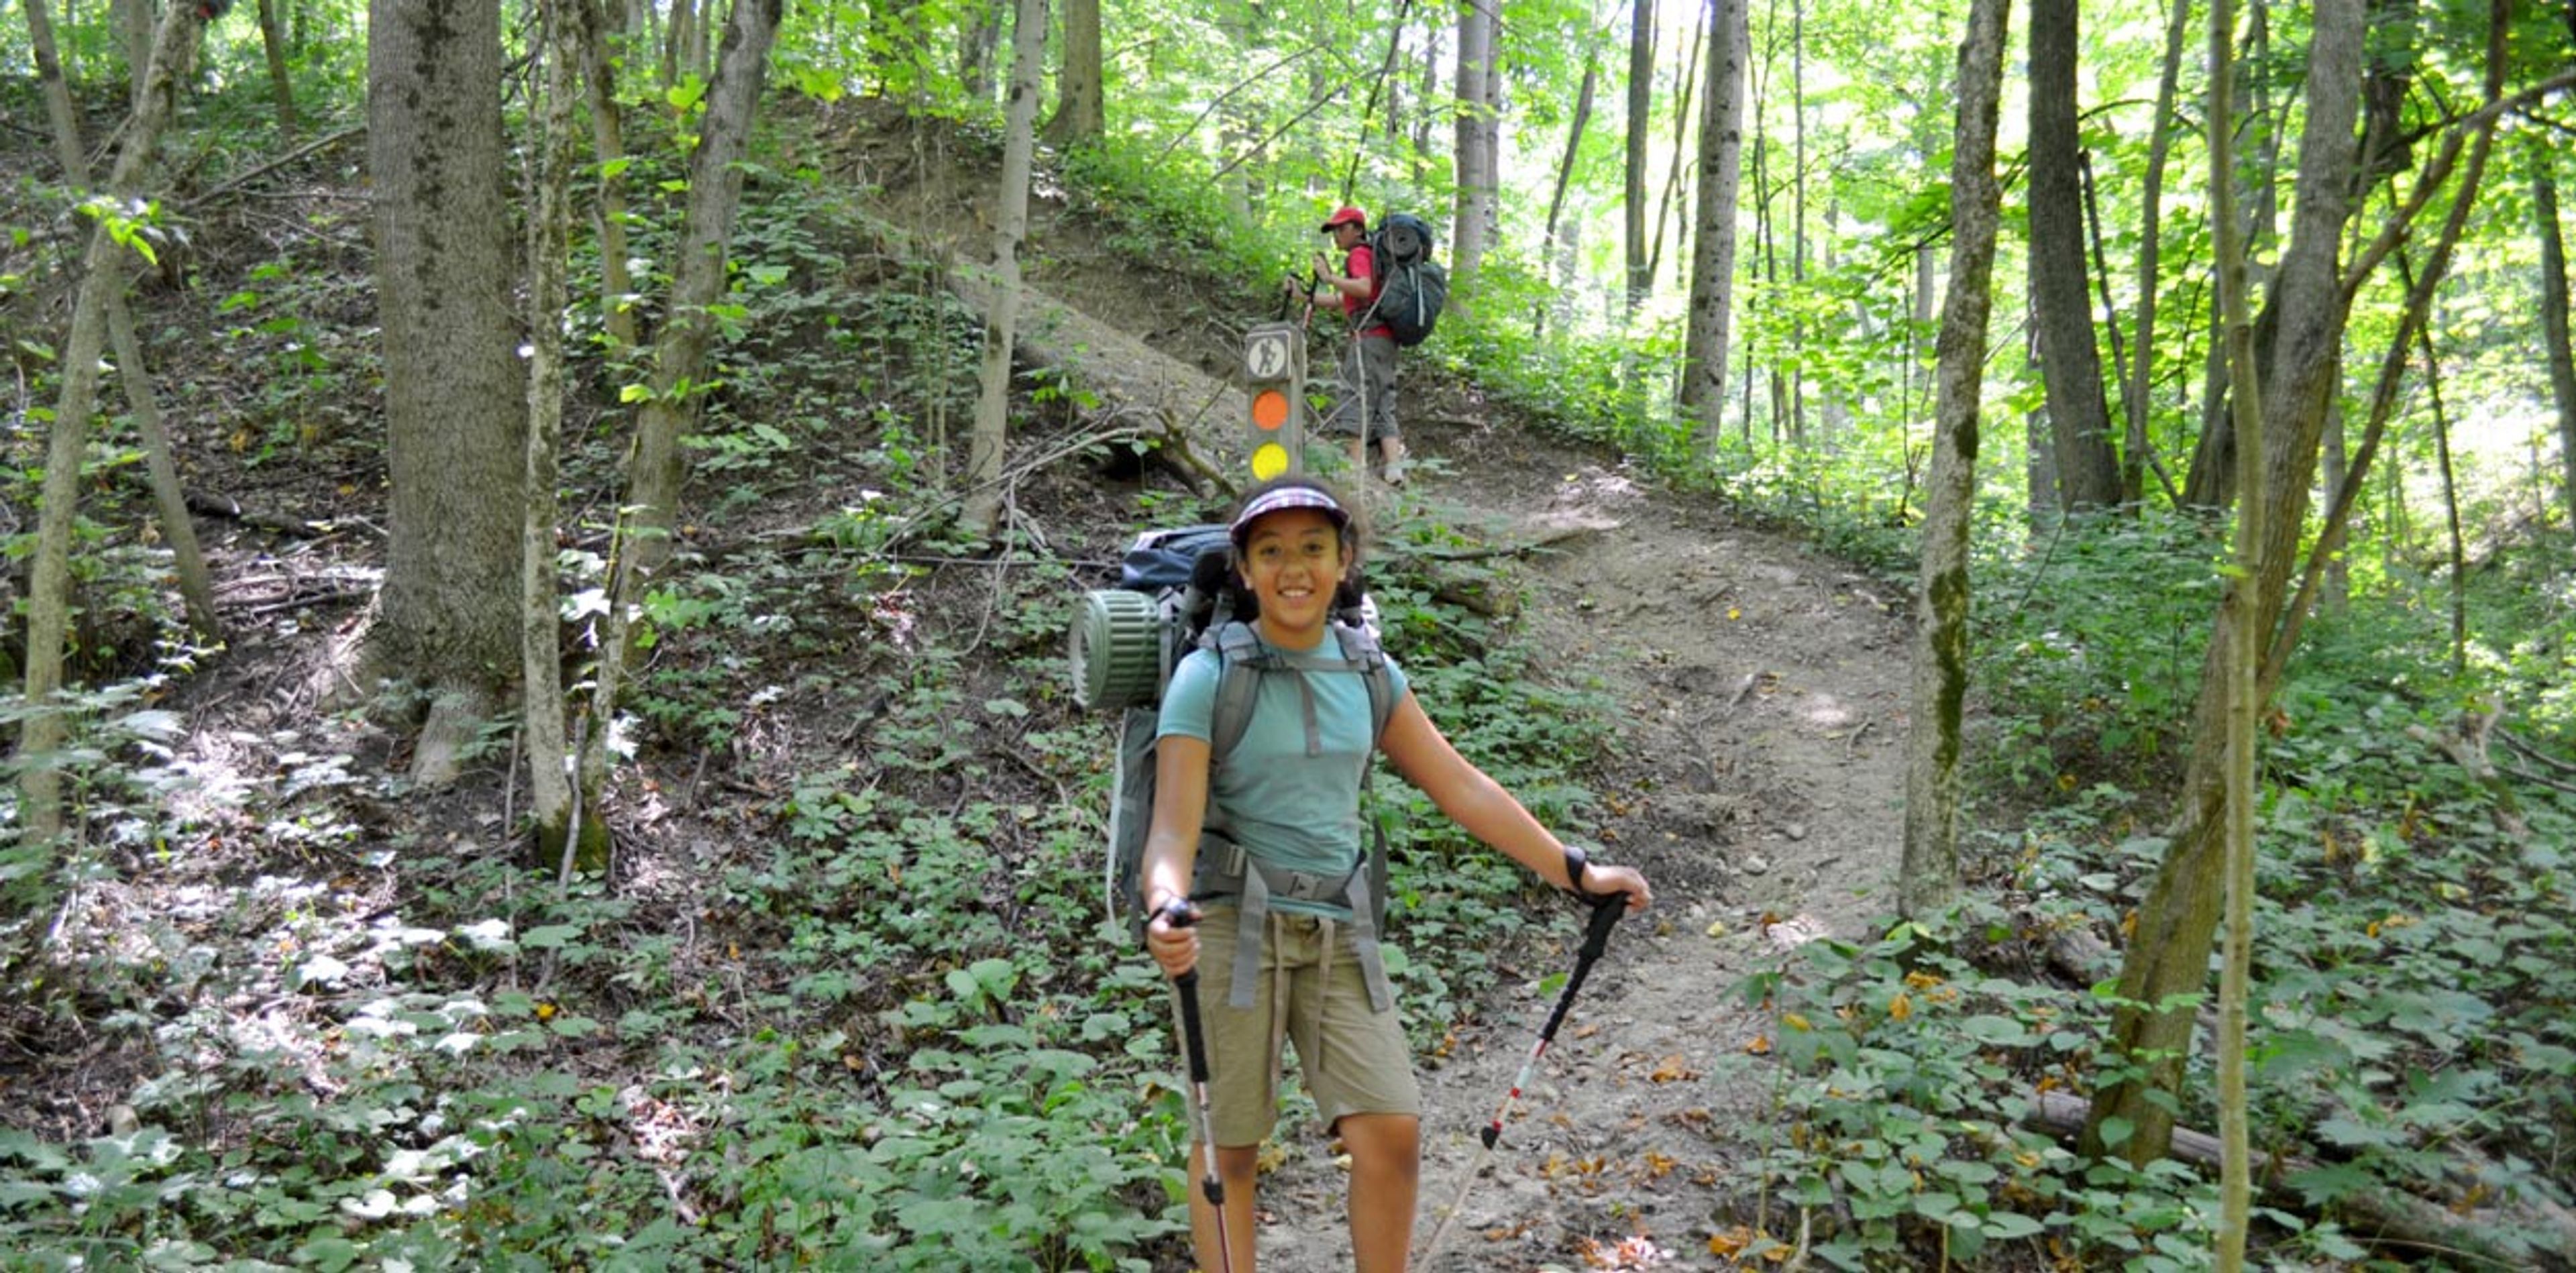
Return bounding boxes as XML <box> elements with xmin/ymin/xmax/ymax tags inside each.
<box><xmin>1701</xmin><ymin>525</ymin><xmax>2576</xmax><ymax>1271</ymax></box>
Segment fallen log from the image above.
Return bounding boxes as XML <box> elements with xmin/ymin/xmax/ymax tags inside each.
<box><xmin>2022</xmin><ymin>1089</ymin><xmax>2576</xmax><ymax>1267</ymax></box>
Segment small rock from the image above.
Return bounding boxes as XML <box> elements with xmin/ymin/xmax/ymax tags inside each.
<box><xmin>1704</xmin><ymin>919</ymin><xmax>1728</xmax><ymax>939</ymax></box>
<box><xmin>1741</xmin><ymin>854</ymin><xmax>1770</xmax><ymax>877</ymax></box>
<box><xmin>1783</xmin><ymin>822</ymin><xmax>1808</xmax><ymax>841</ymax></box>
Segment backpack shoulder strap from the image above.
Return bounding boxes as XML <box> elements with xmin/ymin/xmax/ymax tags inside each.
<box><xmin>1332</xmin><ymin>621</ymin><xmax>1397</xmax><ymax>746</ymax></box>
<box><xmin>1207</xmin><ymin>621</ymin><xmax>1269</xmax><ymax>761</ymax></box>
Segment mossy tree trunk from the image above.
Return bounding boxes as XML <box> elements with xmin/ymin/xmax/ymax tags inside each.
<box><xmin>1898</xmin><ymin>0</ymin><xmax>2006</xmax><ymax>922</ymax></box>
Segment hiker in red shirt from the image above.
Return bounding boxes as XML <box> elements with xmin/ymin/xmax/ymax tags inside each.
<box><xmin>1289</xmin><ymin>207</ymin><xmax>1408</xmax><ymax>487</ymax></box>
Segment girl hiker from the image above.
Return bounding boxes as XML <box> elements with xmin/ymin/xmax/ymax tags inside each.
<box><xmin>1138</xmin><ymin>475</ymin><xmax>1654</xmax><ymax>1272</ymax></box>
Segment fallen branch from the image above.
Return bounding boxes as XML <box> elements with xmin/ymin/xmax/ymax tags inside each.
<box><xmin>182</xmin><ymin>125</ymin><xmax>364</xmax><ymax>209</ymax></box>
<box><xmin>184</xmin><ymin>490</ymin><xmax>365</xmax><ymax>538</ymax></box>
<box><xmin>2498</xmin><ymin>727</ymin><xmax>2576</xmax><ymax>778</ymax></box>
<box><xmin>2022</xmin><ymin>1089</ymin><xmax>2576</xmax><ymax>1267</ymax></box>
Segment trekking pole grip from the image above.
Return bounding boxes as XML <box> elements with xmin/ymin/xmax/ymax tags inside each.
<box><xmin>1582</xmin><ymin>890</ymin><xmax>1627</xmax><ymax>954</ymax></box>
<box><xmin>1174</xmin><ymin>970</ymin><xmax>1215</xmax><ymax>1084</ymax></box>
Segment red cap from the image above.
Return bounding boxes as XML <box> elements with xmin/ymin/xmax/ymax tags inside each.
<box><xmin>1318</xmin><ymin>206</ymin><xmax>1368</xmax><ymax>233</ymax></box>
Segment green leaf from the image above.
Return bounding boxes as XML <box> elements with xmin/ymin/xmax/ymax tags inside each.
<box><xmin>522</xmin><ymin>924</ymin><xmax>582</xmax><ymax>949</ymax></box>
<box><xmin>1980</xmin><ymin>1211</ymin><xmax>2045</xmax><ymax>1238</ymax></box>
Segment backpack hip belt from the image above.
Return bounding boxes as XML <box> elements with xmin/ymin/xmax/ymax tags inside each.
<box><xmin>1197</xmin><ymin>832</ymin><xmax>1395</xmax><ymax>1015</ymax></box>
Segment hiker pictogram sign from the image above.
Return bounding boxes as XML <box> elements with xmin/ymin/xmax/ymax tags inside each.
<box><xmin>1242</xmin><ymin>321</ymin><xmax>1307</xmax><ymax>481</ymax></box>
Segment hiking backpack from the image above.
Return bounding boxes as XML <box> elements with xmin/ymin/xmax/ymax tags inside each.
<box><xmin>1362</xmin><ymin>212</ymin><xmax>1448</xmax><ymax>347</ymax></box>
<box><xmin>1069</xmin><ymin>525</ymin><xmax>1402</xmax><ymax>1009</ymax></box>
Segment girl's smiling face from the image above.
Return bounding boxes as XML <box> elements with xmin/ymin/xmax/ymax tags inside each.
<box><xmin>1236</xmin><ymin>507</ymin><xmax>1350</xmax><ymax>646</ymax></box>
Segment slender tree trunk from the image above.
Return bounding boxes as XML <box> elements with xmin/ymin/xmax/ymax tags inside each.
<box><xmin>23</xmin><ymin>0</ymin><xmax>221</xmax><ymax>644</ymax></box>
<box><xmin>1786</xmin><ymin>0</ymin><xmax>1806</xmax><ymax>447</ymax></box>
<box><xmin>2125</xmin><ymin>0</ymin><xmax>2192</xmax><ymax>505</ymax></box>
<box><xmin>661</xmin><ymin>0</ymin><xmax>688</xmax><ymax>87</ymax></box>
<box><xmin>1623</xmin><ymin>0</ymin><xmax>1654</xmax><ymax>311</ymax></box>
<box><xmin>522</xmin><ymin>0</ymin><xmax>593</xmax><ymax>873</ymax></box>
<box><xmin>1412</xmin><ymin>21</ymin><xmax>1441</xmax><ymax>186</ymax></box>
<box><xmin>2204</xmin><ymin>0</ymin><xmax>2264</xmax><ymax>1258</ymax></box>
<box><xmin>1538</xmin><ymin>44</ymin><xmax>1600</xmax><ymax>340</ymax></box>
<box><xmin>109</xmin><ymin>0</ymin><xmax>150</xmax><ymax>104</ymax></box>
<box><xmin>17</xmin><ymin>1</ymin><xmax>213</xmax><ymax>856</ymax></box>
<box><xmin>2406</xmin><ymin>280</ymin><xmax>2467</xmax><ymax>676</ymax></box>
<box><xmin>2028</xmin><ymin>0</ymin><xmax>2121</xmax><ymax>509</ymax></box>
<box><xmin>959</xmin><ymin>3</ymin><xmax>1000</xmax><ymax>101</ymax></box>
<box><xmin>1899</xmin><ymin>0</ymin><xmax>2008</xmax><ymax>922</ymax></box>
<box><xmin>965</xmin><ymin>0</ymin><xmax>1045</xmax><ymax>538</ymax></box>
<box><xmin>2535</xmin><ymin>144</ymin><xmax>2576</xmax><ymax>530</ymax></box>
<box><xmin>1450</xmin><ymin>0</ymin><xmax>1499</xmax><ymax>300</ymax></box>
<box><xmin>255</xmin><ymin>0</ymin><xmax>300</xmax><ymax>139</ymax></box>
<box><xmin>616</xmin><ymin>0</ymin><xmax>781</xmax><ymax>587</ymax></box>
<box><xmin>1643</xmin><ymin>1</ymin><xmax>1704</xmax><ymax>298</ymax></box>
<box><xmin>1041</xmin><ymin>0</ymin><xmax>1102</xmax><ymax>146</ymax></box>
<box><xmin>577</xmin><ymin>0</ymin><xmax>639</xmax><ymax>353</ymax></box>
<box><xmin>1679</xmin><ymin>0</ymin><xmax>1748</xmax><ymax>447</ymax></box>
<box><xmin>581</xmin><ymin>0</ymin><xmax>782</xmax><ymax>824</ymax></box>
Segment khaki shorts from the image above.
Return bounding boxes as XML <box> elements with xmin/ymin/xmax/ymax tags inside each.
<box><xmin>1171</xmin><ymin>903</ymin><xmax>1420</xmax><ymax>1146</ymax></box>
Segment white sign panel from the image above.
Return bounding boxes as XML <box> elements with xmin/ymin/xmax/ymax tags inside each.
<box><xmin>1244</xmin><ymin>328</ymin><xmax>1294</xmax><ymax>381</ymax></box>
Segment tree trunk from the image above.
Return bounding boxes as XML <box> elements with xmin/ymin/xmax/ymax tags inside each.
<box><xmin>22</xmin><ymin>0</ymin><xmax>221</xmax><ymax>644</ymax></box>
<box><xmin>1040</xmin><ymin>0</ymin><xmax>1102</xmax><ymax>146</ymax></box>
<box><xmin>522</xmin><ymin>0</ymin><xmax>590</xmax><ymax>874</ymax></box>
<box><xmin>2204</xmin><ymin>0</ymin><xmax>2266</xmax><ymax>1256</ymax></box>
<box><xmin>255</xmin><ymin>0</ymin><xmax>299</xmax><ymax>140</ymax></box>
<box><xmin>1450</xmin><ymin>0</ymin><xmax>1499</xmax><ymax>301</ymax></box>
<box><xmin>1538</xmin><ymin>44</ymin><xmax>1599</xmax><ymax>340</ymax></box>
<box><xmin>2027</xmin><ymin>0</ymin><xmax>2121</xmax><ymax>510</ymax></box>
<box><xmin>1898</xmin><ymin>0</ymin><xmax>2008</xmax><ymax>922</ymax></box>
<box><xmin>580</xmin><ymin>0</ymin><xmax>782</xmax><ymax>822</ymax></box>
<box><xmin>2535</xmin><ymin>142</ymin><xmax>2576</xmax><ymax>531</ymax></box>
<box><xmin>1786</xmin><ymin>0</ymin><xmax>1807</xmax><ymax>447</ymax></box>
<box><xmin>661</xmin><ymin>0</ymin><xmax>689</xmax><ymax>88</ymax></box>
<box><xmin>2124</xmin><ymin>0</ymin><xmax>2191</xmax><ymax>506</ymax></box>
<box><xmin>369</xmin><ymin>0</ymin><xmax>525</xmax><ymax>786</ymax></box>
<box><xmin>17</xmin><ymin>0</ymin><xmax>212</xmax><ymax>856</ymax></box>
<box><xmin>1622</xmin><ymin>0</ymin><xmax>1654</xmax><ymax>312</ymax></box>
<box><xmin>1412</xmin><ymin>20</ymin><xmax>1440</xmax><ymax>186</ymax></box>
<box><xmin>965</xmin><ymin>0</ymin><xmax>1045</xmax><ymax>538</ymax></box>
<box><xmin>109</xmin><ymin>0</ymin><xmax>150</xmax><ymax>104</ymax></box>
<box><xmin>577</xmin><ymin>0</ymin><xmax>639</xmax><ymax>353</ymax></box>
<box><xmin>1644</xmin><ymin>3</ymin><xmax>1703</xmax><ymax>295</ymax></box>
<box><xmin>959</xmin><ymin>3</ymin><xmax>1000</xmax><ymax>101</ymax></box>
<box><xmin>1678</xmin><ymin>0</ymin><xmax>1747</xmax><ymax>448</ymax></box>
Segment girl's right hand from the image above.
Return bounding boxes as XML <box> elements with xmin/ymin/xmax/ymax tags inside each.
<box><xmin>1145</xmin><ymin>899</ymin><xmax>1200</xmax><ymax>979</ymax></box>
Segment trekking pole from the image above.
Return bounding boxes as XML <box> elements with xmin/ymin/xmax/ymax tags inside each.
<box><xmin>1414</xmin><ymin>891</ymin><xmax>1631</xmax><ymax>1270</ymax></box>
<box><xmin>1163</xmin><ymin>901</ymin><xmax>1238</xmax><ymax>1273</ymax></box>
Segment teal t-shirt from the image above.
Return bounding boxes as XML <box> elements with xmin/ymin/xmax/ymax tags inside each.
<box><xmin>1157</xmin><ymin>626</ymin><xmax>1409</xmax><ymax>918</ymax></box>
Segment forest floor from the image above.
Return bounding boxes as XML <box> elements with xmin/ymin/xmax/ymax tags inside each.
<box><xmin>824</xmin><ymin>106</ymin><xmax>1919</xmax><ymax>1269</ymax></box>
